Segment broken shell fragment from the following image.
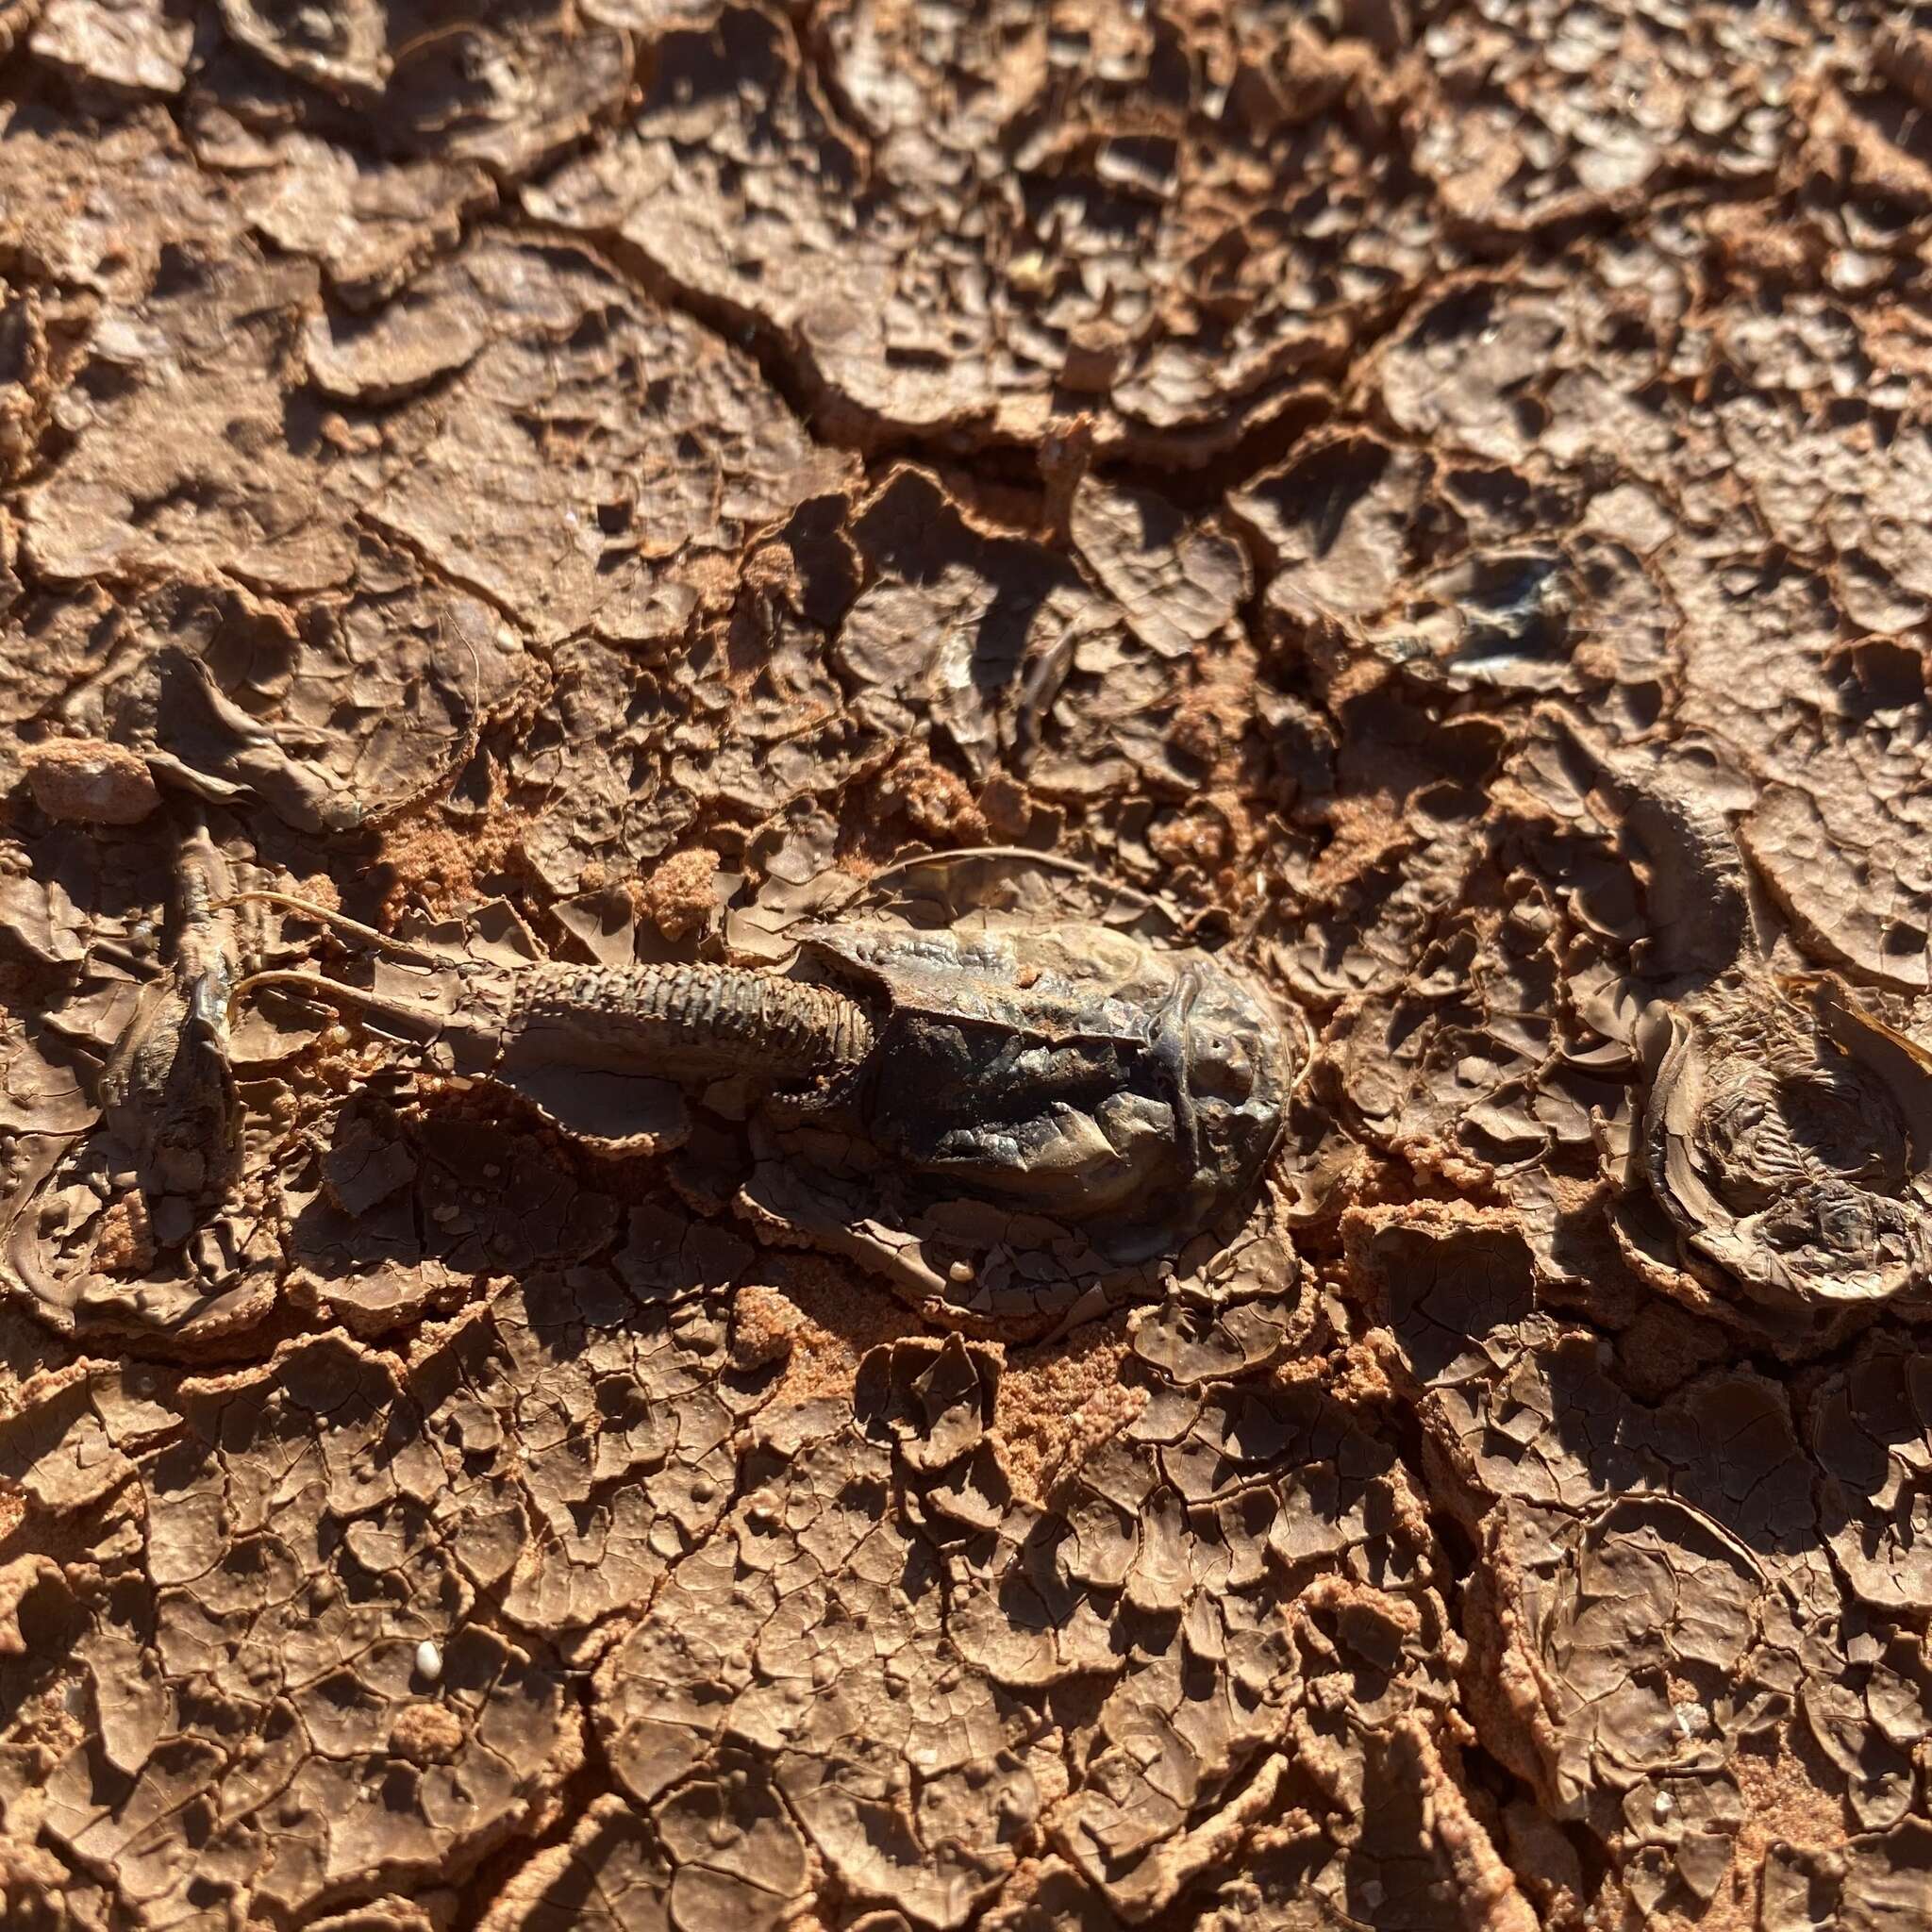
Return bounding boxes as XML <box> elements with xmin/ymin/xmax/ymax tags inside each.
<box><xmin>1638</xmin><ymin>970</ymin><xmax>1932</xmax><ymax>1314</ymax></box>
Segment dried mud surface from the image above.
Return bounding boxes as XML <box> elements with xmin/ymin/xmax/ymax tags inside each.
<box><xmin>5</xmin><ymin>2</ymin><xmax>1932</xmax><ymax>1927</ymax></box>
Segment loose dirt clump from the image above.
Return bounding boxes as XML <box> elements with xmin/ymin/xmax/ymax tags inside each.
<box><xmin>636</xmin><ymin>845</ymin><xmax>720</xmax><ymax>941</ymax></box>
<box><xmin>20</xmin><ymin>738</ymin><xmax>158</xmax><ymax>824</ymax></box>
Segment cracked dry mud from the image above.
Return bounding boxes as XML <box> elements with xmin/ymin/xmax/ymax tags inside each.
<box><xmin>6</xmin><ymin>6</ymin><xmax>1932</xmax><ymax>1932</ymax></box>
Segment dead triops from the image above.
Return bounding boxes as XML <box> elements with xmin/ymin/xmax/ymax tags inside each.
<box><xmin>226</xmin><ymin>890</ymin><xmax>1298</xmax><ymax>1333</ymax></box>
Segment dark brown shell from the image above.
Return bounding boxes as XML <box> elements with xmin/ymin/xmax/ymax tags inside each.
<box><xmin>794</xmin><ymin>918</ymin><xmax>1294</xmax><ymax>1254</ymax></box>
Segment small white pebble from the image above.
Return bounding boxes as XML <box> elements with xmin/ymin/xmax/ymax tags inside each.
<box><xmin>1654</xmin><ymin>1789</ymin><xmax>1674</xmax><ymax>1820</ymax></box>
<box><xmin>948</xmin><ymin>1260</ymin><xmax>974</xmax><ymax>1284</ymax></box>
<box><xmin>415</xmin><ymin>1640</ymin><xmax>443</xmax><ymax>1683</ymax></box>
<box><xmin>1672</xmin><ymin>1700</ymin><xmax>1709</xmax><ymax>1739</ymax></box>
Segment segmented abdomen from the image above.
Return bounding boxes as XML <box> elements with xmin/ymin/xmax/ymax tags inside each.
<box><xmin>510</xmin><ymin>961</ymin><xmax>874</xmax><ymax>1082</ymax></box>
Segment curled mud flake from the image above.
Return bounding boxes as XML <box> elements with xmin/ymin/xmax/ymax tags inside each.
<box><xmin>368</xmin><ymin>239</ymin><xmax>850</xmax><ymax>651</ymax></box>
<box><xmin>2</xmin><ymin>1012</ymin><xmax>117</xmax><ymax>1143</ymax></box>
<box><xmin>1743</xmin><ymin>783</ymin><xmax>1932</xmax><ymax>995</ymax></box>
<box><xmin>652</xmin><ymin>1760</ymin><xmax>809</xmax><ymax>1932</ymax></box>
<box><xmin>217</xmin><ymin>0</ymin><xmax>389</xmax><ymax>100</ymax></box>
<box><xmin>1760</xmin><ymin>1817</ymin><xmax>1932</xmax><ymax>1932</ymax></box>
<box><xmin>381</xmin><ymin>12</ymin><xmax>633</xmax><ymax>181</ymax></box>
<box><xmin>861</xmin><ymin>846</ymin><xmax>1182</xmax><ymax>948</ymax></box>
<box><xmin>722</xmin><ymin>812</ymin><xmax>852</xmax><ymax>965</ymax></box>
<box><xmin>530</xmin><ymin>0</ymin><xmax>1416</xmax><ymax>457</ymax></box>
<box><xmin>1267</xmin><ymin>1719</ymin><xmax>1536</xmax><ymax>1932</ymax></box>
<box><xmin>554</xmin><ymin>886</ymin><xmax>641</xmax><ymax>971</ymax></box>
<box><xmin>1474</xmin><ymin>1494</ymin><xmax>1779</xmax><ymax>1907</ymax></box>
<box><xmin>308</xmin><ymin>1904</ymin><xmax>452</xmax><ymax>1932</ymax></box>
<box><xmin>475</xmin><ymin>1795</ymin><xmax>672</xmax><ymax>1932</ymax></box>
<box><xmin>1374</xmin><ymin>283</ymin><xmax>1568</xmax><ymax>468</ymax></box>
<box><xmin>1359</xmin><ymin>1203</ymin><xmax>1830</xmax><ymax>1565</ymax></box>
<box><xmin>225</xmin><ymin>130</ymin><xmax>496</xmax><ymax>311</ymax></box>
<box><xmin>0</xmin><ymin>1118</ymin><xmax>278</xmax><ymax>1343</ymax></box>
<box><xmin>1353</xmin><ymin>1208</ymin><xmax>1854</xmax><ymax>1898</ymax></box>
<box><xmin>1043</xmin><ymin>1523</ymin><xmax>1481</xmax><ymax>1917</ymax></box>
<box><xmin>20</xmin><ymin>244</ymin><xmax>359</xmax><ymax>596</ymax></box>
<box><xmin>1068</xmin><ymin>476</ymin><xmax>1248</xmax><ymax>663</ymax></box>
<box><xmin>1635</xmin><ymin>972</ymin><xmax>1932</xmax><ymax>1319</ymax></box>
<box><xmin>1127</xmin><ymin>1223</ymin><xmax>1308</xmax><ymax>1388</ymax></box>
<box><xmin>1344</xmin><ymin>1205</ymin><xmax>1542</xmax><ymax>1393</ymax></box>
<box><xmin>137</xmin><ymin>557</ymin><xmax>512</xmax><ymax>837</ymax></box>
<box><xmin>283</xmin><ymin>1110</ymin><xmax>621</xmax><ymax>1336</ymax></box>
<box><xmin>616</xmin><ymin>1200</ymin><xmax>756</xmax><ymax>1305</ymax></box>
<box><xmin>0</xmin><ymin>1367</ymin><xmax>137</xmax><ymax>1518</ymax></box>
<box><xmin>1229</xmin><ymin>436</ymin><xmax>1407</xmax><ymax>614</ymax></box>
<box><xmin>28</xmin><ymin>0</ymin><xmax>192</xmax><ymax>96</ymax></box>
<box><xmin>10</xmin><ymin>1334</ymin><xmax>579</xmax><ymax>1926</ymax></box>
<box><xmin>410</xmin><ymin>1260</ymin><xmax>741</xmax><ymax>1640</ymax></box>
<box><xmin>485</xmin><ymin>638</ymin><xmax>683</xmax><ymax>895</ymax></box>
<box><xmin>0</xmin><ymin>0</ymin><xmax>38</xmax><ymax>62</ymax></box>
<box><xmin>596</xmin><ymin>1425</ymin><xmax>1049</xmax><ymax>1930</ymax></box>
<box><xmin>837</xmin><ymin>468</ymin><xmax>1101</xmax><ymax>788</ymax></box>
<box><xmin>1053</xmin><ymin>1753</ymin><xmax>1295</xmax><ymax>1923</ymax></box>
<box><xmin>153</xmin><ymin>643</ymin><xmax>362</xmax><ymax>837</ymax></box>
<box><xmin>1409</xmin><ymin>0</ymin><xmax>1793</xmax><ymax>235</ymax></box>
<box><xmin>1258</xmin><ymin>724</ymin><xmax>1497</xmax><ymax>1012</ymax></box>
<box><xmin>1668</xmin><ymin>552</ymin><xmax>1932</xmax><ymax>966</ymax></box>
<box><xmin>1797</xmin><ymin>1606</ymin><xmax>1932</xmax><ymax>1834</ymax></box>
<box><xmin>1769</xmin><ymin>1816</ymin><xmax>1932</xmax><ymax>1924</ymax></box>
<box><xmin>0</xmin><ymin>872</ymin><xmax>86</xmax><ymax>969</ymax></box>
<box><xmin>303</xmin><ymin>261</ymin><xmax>492</xmax><ymax>404</ymax></box>
<box><xmin>594</xmin><ymin>1274</ymin><xmax>1472</xmax><ymax>1924</ymax></box>
<box><xmin>1531</xmin><ymin>705</ymin><xmax>1756</xmax><ymax>985</ymax></box>
<box><xmin>854</xmin><ymin>1333</ymin><xmax>1000</xmax><ymax>1474</ymax></box>
<box><xmin>1809</xmin><ymin>1331</ymin><xmax>1932</xmax><ymax>1619</ymax></box>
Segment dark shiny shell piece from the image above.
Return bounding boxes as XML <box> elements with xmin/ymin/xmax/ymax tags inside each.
<box><xmin>794</xmin><ymin>919</ymin><xmax>1293</xmax><ymax>1252</ymax></box>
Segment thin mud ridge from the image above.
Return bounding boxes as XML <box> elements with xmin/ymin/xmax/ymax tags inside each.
<box><xmin>6</xmin><ymin>1</ymin><xmax>1932</xmax><ymax>1927</ymax></box>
